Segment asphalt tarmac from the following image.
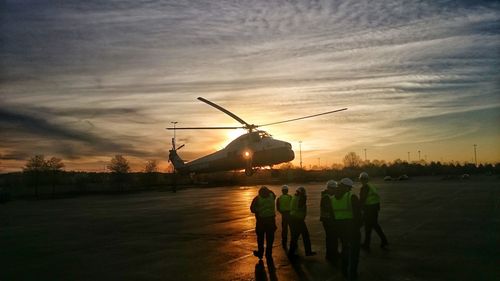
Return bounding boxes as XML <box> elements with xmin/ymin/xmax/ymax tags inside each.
<box><xmin>1</xmin><ymin>177</ymin><xmax>499</xmax><ymax>281</ymax></box>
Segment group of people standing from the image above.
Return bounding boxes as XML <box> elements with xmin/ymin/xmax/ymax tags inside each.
<box><xmin>250</xmin><ymin>172</ymin><xmax>388</xmax><ymax>281</ymax></box>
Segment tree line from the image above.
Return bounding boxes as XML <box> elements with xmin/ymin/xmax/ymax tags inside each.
<box><xmin>0</xmin><ymin>152</ymin><xmax>498</xmax><ymax>201</ymax></box>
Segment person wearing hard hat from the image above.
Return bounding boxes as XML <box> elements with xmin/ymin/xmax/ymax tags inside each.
<box><xmin>276</xmin><ymin>185</ymin><xmax>292</xmax><ymax>248</ymax></box>
<box><xmin>288</xmin><ymin>186</ymin><xmax>317</xmax><ymax>258</ymax></box>
<box><xmin>359</xmin><ymin>172</ymin><xmax>388</xmax><ymax>251</ymax></box>
<box><xmin>332</xmin><ymin>178</ymin><xmax>362</xmax><ymax>280</ymax></box>
<box><xmin>250</xmin><ymin>186</ymin><xmax>277</xmax><ymax>259</ymax></box>
<box><xmin>321</xmin><ymin>180</ymin><xmax>339</xmax><ymax>262</ymax></box>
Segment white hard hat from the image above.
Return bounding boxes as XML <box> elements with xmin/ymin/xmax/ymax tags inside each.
<box><xmin>297</xmin><ymin>186</ymin><xmax>306</xmax><ymax>194</ymax></box>
<box><xmin>339</xmin><ymin>178</ymin><xmax>354</xmax><ymax>188</ymax></box>
<box><xmin>282</xmin><ymin>185</ymin><xmax>289</xmax><ymax>190</ymax></box>
<box><xmin>359</xmin><ymin>172</ymin><xmax>369</xmax><ymax>180</ymax></box>
<box><xmin>326</xmin><ymin>180</ymin><xmax>337</xmax><ymax>189</ymax></box>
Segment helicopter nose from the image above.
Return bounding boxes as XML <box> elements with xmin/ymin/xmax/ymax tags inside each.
<box><xmin>284</xmin><ymin>142</ymin><xmax>294</xmax><ymax>160</ymax></box>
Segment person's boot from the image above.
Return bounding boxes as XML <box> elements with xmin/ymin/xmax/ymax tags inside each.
<box><xmin>361</xmin><ymin>243</ymin><xmax>371</xmax><ymax>252</ymax></box>
<box><xmin>305</xmin><ymin>251</ymin><xmax>317</xmax><ymax>256</ymax></box>
<box><xmin>253</xmin><ymin>250</ymin><xmax>263</xmax><ymax>259</ymax></box>
<box><xmin>287</xmin><ymin>248</ymin><xmax>298</xmax><ymax>259</ymax></box>
<box><xmin>380</xmin><ymin>241</ymin><xmax>389</xmax><ymax>250</ymax></box>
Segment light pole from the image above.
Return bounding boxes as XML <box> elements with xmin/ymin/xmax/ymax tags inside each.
<box><xmin>170</xmin><ymin>121</ymin><xmax>179</xmax><ymax>193</ymax></box>
<box><xmin>473</xmin><ymin>144</ymin><xmax>477</xmax><ymax>166</ymax></box>
<box><xmin>318</xmin><ymin>157</ymin><xmax>321</xmax><ymax>169</ymax></box>
<box><xmin>418</xmin><ymin>150</ymin><xmax>421</xmax><ymax>161</ymax></box>
<box><xmin>299</xmin><ymin>141</ymin><xmax>303</xmax><ymax>169</ymax></box>
<box><xmin>364</xmin><ymin>148</ymin><xmax>367</xmax><ymax>161</ymax></box>
<box><xmin>171</xmin><ymin>121</ymin><xmax>178</xmax><ymax>140</ymax></box>
<box><xmin>408</xmin><ymin>152</ymin><xmax>410</xmax><ymax>162</ymax></box>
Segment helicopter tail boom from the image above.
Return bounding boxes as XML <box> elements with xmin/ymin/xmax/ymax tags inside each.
<box><xmin>169</xmin><ymin>149</ymin><xmax>187</xmax><ymax>173</ymax></box>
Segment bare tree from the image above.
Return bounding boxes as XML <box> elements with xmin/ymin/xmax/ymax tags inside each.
<box><xmin>46</xmin><ymin>157</ymin><xmax>64</xmax><ymax>197</ymax></box>
<box><xmin>142</xmin><ymin>160</ymin><xmax>159</xmax><ymax>188</ymax></box>
<box><xmin>107</xmin><ymin>155</ymin><xmax>130</xmax><ymax>174</ymax></box>
<box><xmin>144</xmin><ymin>160</ymin><xmax>158</xmax><ymax>173</ymax></box>
<box><xmin>343</xmin><ymin>152</ymin><xmax>362</xmax><ymax>168</ymax></box>
<box><xmin>23</xmin><ymin>155</ymin><xmax>48</xmax><ymax>172</ymax></box>
<box><xmin>23</xmin><ymin>155</ymin><xmax>48</xmax><ymax>198</ymax></box>
<box><xmin>107</xmin><ymin>155</ymin><xmax>130</xmax><ymax>191</ymax></box>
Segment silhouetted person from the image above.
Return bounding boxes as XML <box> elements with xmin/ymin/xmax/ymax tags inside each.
<box><xmin>321</xmin><ymin>180</ymin><xmax>339</xmax><ymax>262</ymax></box>
<box><xmin>276</xmin><ymin>185</ymin><xmax>292</xmax><ymax>248</ymax></box>
<box><xmin>288</xmin><ymin>186</ymin><xmax>316</xmax><ymax>258</ymax></box>
<box><xmin>251</xmin><ymin>186</ymin><xmax>277</xmax><ymax>259</ymax></box>
<box><xmin>359</xmin><ymin>172</ymin><xmax>388</xmax><ymax>250</ymax></box>
<box><xmin>332</xmin><ymin>178</ymin><xmax>361</xmax><ymax>280</ymax></box>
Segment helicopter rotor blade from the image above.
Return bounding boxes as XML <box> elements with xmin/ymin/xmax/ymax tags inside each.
<box><xmin>166</xmin><ymin>126</ymin><xmax>244</xmax><ymax>130</ymax></box>
<box><xmin>197</xmin><ymin>97</ymin><xmax>251</xmax><ymax>127</ymax></box>
<box><xmin>258</xmin><ymin>108</ymin><xmax>348</xmax><ymax>127</ymax></box>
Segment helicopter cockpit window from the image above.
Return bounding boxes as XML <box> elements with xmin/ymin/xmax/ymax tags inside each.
<box><xmin>259</xmin><ymin>131</ymin><xmax>271</xmax><ymax>139</ymax></box>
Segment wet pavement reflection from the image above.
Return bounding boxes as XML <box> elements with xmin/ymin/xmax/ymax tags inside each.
<box><xmin>1</xmin><ymin>179</ymin><xmax>499</xmax><ymax>281</ymax></box>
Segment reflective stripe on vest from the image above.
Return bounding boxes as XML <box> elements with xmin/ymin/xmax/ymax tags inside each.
<box><xmin>366</xmin><ymin>184</ymin><xmax>380</xmax><ymax>205</ymax></box>
<box><xmin>331</xmin><ymin>192</ymin><xmax>353</xmax><ymax>220</ymax></box>
<box><xmin>256</xmin><ymin>195</ymin><xmax>275</xmax><ymax>218</ymax></box>
<box><xmin>279</xmin><ymin>194</ymin><xmax>292</xmax><ymax>212</ymax></box>
<box><xmin>290</xmin><ymin>195</ymin><xmax>306</xmax><ymax>219</ymax></box>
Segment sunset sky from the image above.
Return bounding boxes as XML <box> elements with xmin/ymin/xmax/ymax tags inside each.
<box><xmin>1</xmin><ymin>0</ymin><xmax>499</xmax><ymax>172</ymax></box>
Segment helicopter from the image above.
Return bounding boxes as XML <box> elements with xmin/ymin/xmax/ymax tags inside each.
<box><xmin>167</xmin><ymin>97</ymin><xmax>347</xmax><ymax>176</ymax></box>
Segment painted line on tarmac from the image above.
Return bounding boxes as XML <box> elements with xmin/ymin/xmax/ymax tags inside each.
<box><xmin>224</xmin><ymin>253</ymin><xmax>254</xmax><ymax>264</ymax></box>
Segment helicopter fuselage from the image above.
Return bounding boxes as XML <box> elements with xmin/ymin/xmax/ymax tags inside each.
<box><xmin>169</xmin><ymin>131</ymin><xmax>294</xmax><ymax>174</ymax></box>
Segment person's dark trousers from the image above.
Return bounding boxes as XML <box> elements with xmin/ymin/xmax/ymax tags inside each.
<box><xmin>289</xmin><ymin>217</ymin><xmax>313</xmax><ymax>255</ymax></box>
<box><xmin>322</xmin><ymin>220</ymin><xmax>339</xmax><ymax>261</ymax></box>
<box><xmin>363</xmin><ymin>205</ymin><xmax>388</xmax><ymax>247</ymax></box>
<box><xmin>256</xmin><ymin>217</ymin><xmax>277</xmax><ymax>257</ymax></box>
<box><xmin>336</xmin><ymin>220</ymin><xmax>360</xmax><ymax>280</ymax></box>
<box><xmin>281</xmin><ymin>211</ymin><xmax>290</xmax><ymax>245</ymax></box>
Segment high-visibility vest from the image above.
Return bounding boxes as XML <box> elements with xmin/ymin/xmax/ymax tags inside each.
<box><xmin>331</xmin><ymin>192</ymin><xmax>353</xmax><ymax>220</ymax></box>
<box><xmin>290</xmin><ymin>195</ymin><xmax>306</xmax><ymax>220</ymax></box>
<box><xmin>365</xmin><ymin>184</ymin><xmax>380</xmax><ymax>205</ymax></box>
<box><xmin>278</xmin><ymin>194</ymin><xmax>292</xmax><ymax>212</ymax></box>
<box><xmin>256</xmin><ymin>195</ymin><xmax>275</xmax><ymax>218</ymax></box>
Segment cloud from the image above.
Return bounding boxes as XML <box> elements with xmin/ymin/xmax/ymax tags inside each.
<box><xmin>0</xmin><ymin>107</ymin><xmax>150</xmax><ymax>158</ymax></box>
<box><xmin>1</xmin><ymin>0</ymin><xmax>499</xmax><ymax>169</ymax></box>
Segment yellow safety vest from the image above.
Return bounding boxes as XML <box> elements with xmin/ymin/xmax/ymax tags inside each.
<box><xmin>365</xmin><ymin>184</ymin><xmax>380</xmax><ymax>205</ymax></box>
<box><xmin>256</xmin><ymin>195</ymin><xmax>275</xmax><ymax>218</ymax></box>
<box><xmin>331</xmin><ymin>192</ymin><xmax>353</xmax><ymax>220</ymax></box>
<box><xmin>290</xmin><ymin>195</ymin><xmax>306</xmax><ymax>220</ymax></box>
<box><xmin>278</xmin><ymin>194</ymin><xmax>292</xmax><ymax>212</ymax></box>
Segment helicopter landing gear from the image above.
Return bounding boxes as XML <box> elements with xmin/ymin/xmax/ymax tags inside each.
<box><xmin>245</xmin><ymin>167</ymin><xmax>254</xmax><ymax>176</ymax></box>
<box><xmin>244</xmin><ymin>156</ymin><xmax>254</xmax><ymax>176</ymax></box>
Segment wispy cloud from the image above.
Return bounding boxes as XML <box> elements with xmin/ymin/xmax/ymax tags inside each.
<box><xmin>1</xmin><ymin>0</ymin><xmax>499</xmax><ymax>170</ymax></box>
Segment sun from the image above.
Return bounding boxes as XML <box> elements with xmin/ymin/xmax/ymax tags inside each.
<box><xmin>226</xmin><ymin>128</ymin><xmax>247</xmax><ymax>143</ymax></box>
<box><xmin>212</xmin><ymin>128</ymin><xmax>247</xmax><ymax>150</ymax></box>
